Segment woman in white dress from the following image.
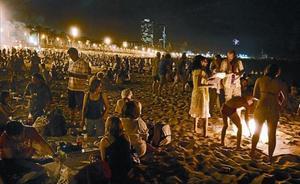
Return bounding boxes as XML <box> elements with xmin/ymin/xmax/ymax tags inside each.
<box><xmin>189</xmin><ymin>55</ymin><xmax>211</xmax><ymax>136</ymax></box>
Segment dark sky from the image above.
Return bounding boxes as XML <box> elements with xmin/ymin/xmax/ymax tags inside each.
<box><xmin>3</xmin><ymin>0</ymin><xmax>300</xmax><ymax>58</ymax></box>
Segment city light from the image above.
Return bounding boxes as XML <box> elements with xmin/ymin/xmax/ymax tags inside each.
<box><xmin>134</xmin><ymin>46</ymin><xmax>138</xmax><ymax>49</ymax></box>
<box><xmin>104</xmin><ymin>37</ymin><xmax>112</xmax><ymax>45</ymax></box>
<box><xmin>41</xmin><ymin>34</ymin><xmax>46</xmax><ymax>40</ymax></box>
<box><xmin>122</xmin><ymin>41</ymin><xmax>128</xmax><ymax>48</ymax></box>
<box><xmin>56</xmin><ymin>37</ymin><xmax>60</xmax><ymax>41</ymax></box>
<box><xmin>28</xmin><ymin>35</ymin><xmax>38</xmax><ymax>46</ymax></box>
<box><xmin>70</xmin><ymin>26</ymin><xmax>79</xmax><ymax>38</ymax></box>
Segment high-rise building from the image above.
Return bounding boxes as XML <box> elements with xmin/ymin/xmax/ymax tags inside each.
<box><xmin>141</xmin><ymin>19</ymin><xmax>154</xmax><ymax>46</ymax></box>
<box><xmin>155</xmin><ymin>24</ymin><xmax>167</xmax><ymax>49</ymax></box>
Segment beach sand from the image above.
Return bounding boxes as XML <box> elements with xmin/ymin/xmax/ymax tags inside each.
<box><xmin>11</xmin><ymin>73</ymin><xmax>300</xmax><ymax>183</ymax></box>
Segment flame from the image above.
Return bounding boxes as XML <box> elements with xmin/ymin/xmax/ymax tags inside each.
<box><xmin>232</xmin><ymin>119</ymin><xmax>268</xmax><ymax>143</ymax></box>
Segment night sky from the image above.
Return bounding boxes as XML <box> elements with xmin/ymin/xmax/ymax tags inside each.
<box><xmin>2</xmin><ymin>0</ymin><xmax>300</xmax><ymax>58</ymax></box>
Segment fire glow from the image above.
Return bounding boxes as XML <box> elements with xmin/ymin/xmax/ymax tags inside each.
<box><xmin>233</xmin><ymin>119</ymin><xmax>269</xmax><ymax>144</ymax></box>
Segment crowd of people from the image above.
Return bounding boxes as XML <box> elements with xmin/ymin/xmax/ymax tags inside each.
<box><xmin>0</xmin><ymin>46</ymin><xmax>298</xmax><ymax>183</ymax></box>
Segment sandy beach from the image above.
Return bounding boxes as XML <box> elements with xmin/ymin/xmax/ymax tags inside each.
<box><xmin>40</xmin><ymin>72</ymin><xmax>300</xmax><ymax>184</ymax></box>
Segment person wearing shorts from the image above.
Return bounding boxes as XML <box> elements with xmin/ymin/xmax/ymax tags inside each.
<box><xmin>220</xmin><ymin>95</ymin><xmax>254</xmax><ymax>149</ymax></box>
<box><xmin>67</xmin><ymin>48</ymin><xmax>91</xmax><ymax>125</ymax></box>
<box><xmin>68</xmin><ymin>90</ymin><xmax>84</xmax><ymax>110</ymax></box>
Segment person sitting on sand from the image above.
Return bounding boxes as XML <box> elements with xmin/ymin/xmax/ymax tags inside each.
<box><xmin>0</xmin><ymin>121</ymin><xmax>55</xmax><ymax>182</ymax></box>
<box><xmin>285</xmin><ymin>84</ymin><xmax>299</xmax><ymax>114</ymax></box>
<box><xmin>24</xmin><ymin>73</ymin><xmax>52</xmax><ymax>121</ymax></box>
<box><xmin>99</xmin><ymin>116</ymin><xmax>133</xmax><ymax>183</ymax></box>
<box><xmin>115</xmin><ymin>89</ymin><xmax>142</xmax><ymax>115</ymax></box>
<box><xmin>221</xmin><ymin>94</ymin><xmax>255</xmax><ymax>149</ymax></box>
<box><xmin>121</xmin><ymin>101</ymin><xmax>148</xmax><ymax>157</ymax></box>
<box><xmin>251</xmin><ymin>64</ymin><xmax>288</xmax><ymax>162</ymax></box>
<box><xmin>189</xmin><ymin>55</ymin><xmax>211</xmax><ymax>136</ymax></box>
<box><xmin>0</xmin><ymin>91</ymin><xmax>22</xmax><ymax>126</ymax></box>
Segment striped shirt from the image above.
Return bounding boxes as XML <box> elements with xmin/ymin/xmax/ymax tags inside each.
<box><xmin>68</xmin><ymin>58</ymin><xmax>91</xmax><ymax>92</ymax></box>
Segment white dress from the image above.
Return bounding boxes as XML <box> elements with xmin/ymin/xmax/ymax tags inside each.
<box><xmin>189</xmin><ymin>69</ymin><xmax>210</xmax><ymax>118</ymax></box>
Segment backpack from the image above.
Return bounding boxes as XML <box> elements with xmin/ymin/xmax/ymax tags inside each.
<box><xmin>151</xmin><ymin>122</ymin><xmax>171</xmax><ymax>147</ymax></box>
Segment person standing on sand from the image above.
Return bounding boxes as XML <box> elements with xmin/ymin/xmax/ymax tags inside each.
<box><xmin>172</xmin><ymin>53</ymin><xmax>189</xmax><ymax>94</ymax></box>
<box><xmin>189</xmin><ymin>55</ymin><xmax>211</xmax><ymax>136</ymax></box>
<box><xmin>67</xmin><ymin>48</ymin><xmax>91</xmax><ymax>126</ymax></box>
<box><xmin>209</xmin><ymin>54</ymin><xmax>222</xmax><ymax>116</ymax></box>
<box><xmin>220</xmin><ymin>50</ymin><xmax>244</xmax><ymax>102</ymax></box>
<box><xmin>158</xmin><ymin>53</ymin><xmax>172</xmax><ymax>97</ymax></box>
<box><xmin>250</xmin><ymin>64</ymin><xmax>287</xmax><ymax>162</ymax></box>
<box><xmin>221</xmin><ymin>94</ymin><xmax>255</xmax><ymax>149</ymax></box>
<box><xmin>151</xmin><ymin>52</ymin><xmax>161</xmax><ymax>95</ymax></box>
<box><xmin>81</xmin><ymin>78</ymin><xmax>109</xmax><ymax>137</ymax></box>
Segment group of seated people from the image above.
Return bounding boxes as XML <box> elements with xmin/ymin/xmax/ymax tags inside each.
<box><xmin>0</xmin><ymin>82</ymin><xmax>150</xmax><ymax>183</ymax></box>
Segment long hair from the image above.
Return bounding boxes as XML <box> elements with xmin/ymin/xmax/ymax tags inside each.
<box><xmin>122</xmin><ymin>101</ymin><xmax>140</xmax><ymax>119</ymax></box>
<box><xmin>89</xmin><ymin>78</ymin><xmax>102</xmax><ymax>93</ymax></box>
<box><xmin>32</xmin><ymin>73</ymin><xmax>45</xmax><ymax>84</ymax></box>
<box><xmin>105</xmin><ymin>116</ymin><xmax>123</xmax><ymax>138</ymax></box>
<box><xmin>264</xmin><ymin>64</ymin><xmax>280</xmax><ymax>79</ymax></box>
<box><xmin>121</xmin><ymin>89</ymin><xmax>132</xmax><ymax>99</ymax></box>
<box><xmin>191</xmin><ymin>55</ymin><xmax>206</xmax><ymax>71</ymax></box>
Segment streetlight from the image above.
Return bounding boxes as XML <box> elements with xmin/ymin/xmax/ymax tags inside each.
<box><xmin>122</xmin><ymin>41</ymin><xmax>128</xmax><ymax>48</ymax></box>
<box><xmin>104</xmin><ymin>37</ymin><xmax>111</xmax><ymax>45</ymax></box>
<box><xmin>70</xmin><ymin>26</ymin><xmax>79</xmax><ymax>38</ymax></box>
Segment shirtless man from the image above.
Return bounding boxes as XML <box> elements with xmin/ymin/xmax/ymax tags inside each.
<box><xmin>221</xmin><ymin>94</ymin><xmax>255</xmax><ymax>149</ymax></box>
<box><xmin>250</xmin><ymin>64</ymin><xmax>287</xmax><ymax>162</ymax></box>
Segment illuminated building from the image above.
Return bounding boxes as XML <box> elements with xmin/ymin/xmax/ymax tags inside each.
<box><xmin>141</xmin><ymin>19</ymin><xmax>154</xmax><ymax>46</ymax></box>
<box><xmin>155</xmin><ymin>24</ymin><xmax>167</xmax><ymax>49</ymax></box>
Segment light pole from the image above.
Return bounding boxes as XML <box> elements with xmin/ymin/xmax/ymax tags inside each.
<box><xmin>70</xmin><ymin>26</ymin><xmax>80</xmax><ymax>47</ymax></box>
<box><xmin>122</xmin><ymin>41</ymin><xmax>128</xmax><ymax>48</ymax></box>
<box><xmin>104</xmin><ymin>37</ymin><xmax>112</xmax><ymax>45</ymax></box>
